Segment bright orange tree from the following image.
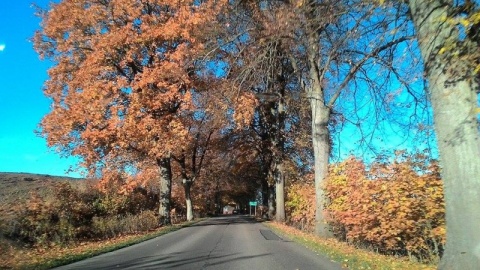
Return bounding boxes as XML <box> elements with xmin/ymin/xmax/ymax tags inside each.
<box><xmin>324</xmin><ymin>154</ymin><xmax>445</xmax><ymax>259</ymax></box>
<box><xmin>34</xmin><ymin>0</ymin><xmax>226</xmax><ymax>222</ymax></box>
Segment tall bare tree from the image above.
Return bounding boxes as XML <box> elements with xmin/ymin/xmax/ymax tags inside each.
<box><xmin>232</xmin><ymin>0</ymin><xmax>417</xmax><ymax>236</ymax></box>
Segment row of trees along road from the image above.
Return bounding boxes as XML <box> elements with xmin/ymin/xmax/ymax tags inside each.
<box><xmin>34</xmin><ymin>0</ymin><xmax>480</xmax><ymax>268</ymax></box>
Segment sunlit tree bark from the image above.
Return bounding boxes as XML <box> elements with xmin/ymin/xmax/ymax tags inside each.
<box><xmin>157</xmin><ymin>156</ymin><xmax>172</xmax><ymax>225</ymax></box>
<box><xmin>408</xmin><ymin>0</ymin><xmax>480</xmax><ymax>268</ymax></box>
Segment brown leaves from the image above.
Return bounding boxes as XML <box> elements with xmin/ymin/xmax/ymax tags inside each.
<box><xmin>233</xmin><ymin>91</ymin><xmax>258</xmax><ymax>129</ymax></box>
<box><xmin>35</xmin><ymin>0</ymin><xmax>227</xmax><ymax>177</ymax></box>
<box><xmin>286</xmin><ymin>153</ymin><xmax>445</xmax><ymax>260</ymax></box>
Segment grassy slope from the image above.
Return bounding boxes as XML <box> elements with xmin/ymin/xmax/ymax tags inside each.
<box><xmin>0</xmin><ymin>172</ymin><xmax>85</xmax><ymax>220</ymax></box>
<box><xmin>0</xmin><ymin>172</ymin><xmax>90</xmax><ymax>269</ymax></box>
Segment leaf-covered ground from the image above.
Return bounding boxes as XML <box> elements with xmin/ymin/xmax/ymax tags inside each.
<box><xmin>0</xmin><ymin>223</ymin><xmax>192</xmax><ymax>269</ymax></box>
<box><xmin>267</xmin><ymin>222</ymin><xmax>436</xmax><ymax>270</ymax></box>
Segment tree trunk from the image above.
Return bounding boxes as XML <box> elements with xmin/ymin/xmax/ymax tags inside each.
<box><xmin>183</xmin><ymin>180</ymin><xmax>194</xmax><ymax>221</ymax></box>
<box><xmin>262</xmin><ymin>178</ymin><xmax>269</xmax><ymax>206</ymax></box>
<box><xmin>408</xmin><ymin>1</ymin><xmax>480</xmax><ymax>268</ymax></box>
<box><xmin>157</xmin><ymin>157</ymin><xmax>172</xmax><ymax>226</ymax></box>
<box><xmin>275</xmin><ymin>162</ymin><xmax>285</xmax><ymax>222</ymax></box>
<box><xmin>274</xmin><ymin>86</ymin><xmax>286</xmax><ymax>223</ymax></box>
<box><xmin>268</xmin><ymin>183</ymin><xmax>275</xmax><ymax>219</ymax></box>
<box><xmin>310</xmin><ymin>90</ymin><xmax>333</xmax><ymax>238</ymax></box>
<box><xmin>261</xmin><ymin>178</ymin><xmax>269</xmax><ymax>218</ymax></box>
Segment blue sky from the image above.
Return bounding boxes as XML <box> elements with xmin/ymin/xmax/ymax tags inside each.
<box><xmin>0</xmin><ymin>1</ymin><xmax>80</xmax><ymax>177</ymax></box>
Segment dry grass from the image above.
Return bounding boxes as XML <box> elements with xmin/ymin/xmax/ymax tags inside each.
<box><xmin>0</xmin><ymin>173</ymin><xmax>85</xmax><ymax>220</ymax></box>
<box><xmin>267</xmin><ymin>222</ymin><xmax>436</xmax><ymax>270</ymax></box>
<box><xmin>0</xmin><ymin>224</ymin><xmax>190</xmax><ymax>269</ymax></box>
<box><xmin>0</xmin><ymin>172</ymin><xmax>190</xmax><ymax>269</ymax></box>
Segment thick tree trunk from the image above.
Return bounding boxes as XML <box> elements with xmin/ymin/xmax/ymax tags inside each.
<box><xmin>214</xmin><ymin>180</ymin><xmax>221</xmax><ymax>215</ymax></box>
<box><xmin>409</xmin><ymin>1</ymin><xmax>480</xmax><ymax>268</ymax></box>
<box><xmin>274</xmin><ymin>88</ymin><xmax>286</xmax><ymax>223</ymax></box>
<box><xmin>274</xmin><ymin>162</ymin><xmax>285</xmax><ymax>222</ymax></box>
<box><xmin>157</xmin><ymin>157</ymin><xmax>172</xmax><ymax>226</ymax></box>
<box><xmin>261</xmin><ymin>178</ymin><xmax>269</xmax><ymax>218</ymax></box>
<box><xmin>268</xmin><ymin>183</ymin><xmax>275</xmax><ymax>219</ymax></box>
<box><xmin>183</xmin><ymin>180</ymin><xmax>194</xmax><ymax>221</ymax></box>
<box><xmin>310</xmin><ymin>90</ymin><xmax>333</xmax><ymax>238</ymax></box>
<box><xmin>262</xmin><ymin>178</ymin><xmax>269</xmax><ymax>205</ymax></box>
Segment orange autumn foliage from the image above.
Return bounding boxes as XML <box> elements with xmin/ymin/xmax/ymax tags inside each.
<box><xmin>34</xmin><ymin>0</ymin><xmax>227</xmax><ymax>176</ymax></box>
<box><xmin>233</xmin><ymin>91</ymin><xmax>259</xmax><ymax>129</ymax></box>
<box><xmin>286</xmin><ymin>153</ymin><xmax>445</xmax><ymax>260</ymax></box>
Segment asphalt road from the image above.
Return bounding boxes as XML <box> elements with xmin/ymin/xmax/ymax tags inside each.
<box><xmin>54</xmin><ymin>216</ymin><xmax>343</xmax><ymax>270</ymax></box>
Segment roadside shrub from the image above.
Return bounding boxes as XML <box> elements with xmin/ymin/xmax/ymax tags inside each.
<box><xmin>285</xmin><ymin>178</ymin><xmax>315</xmax><ymax>232</ymax></box>
<box><xmin>91</xmin><ymin>210</ymin><xmax>158</xmax><ymax>239</ymax></box>
<box><xmin>9</xmin><ymin>180</ymin><xmax>160</xmax><ymax>246</ymax></box>
<box><xmin>285</xmin><ymin>152</ymin><xmax>445</xmax><ymax>262</ymax></box>
<box><xmin>8</xmin><ymin>190</ymin><xmax>76</xmax><ymax>245</ymax></box>
<box><xmin>12</xmin><ymin>192</ymin><xmax>56</xmax><ymax>245</ymax></box>
<box><xmin>133</xmin><ymin>210</ymin><xmax>158</xmax><ymax>231</ymax></box>
<box><xmin>324</xmin><ymin>154</ymin><xmax>445</xmax><ymax>262</ymax></box>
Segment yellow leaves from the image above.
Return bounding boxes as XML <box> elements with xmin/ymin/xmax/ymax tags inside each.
<box><xmin>458</xmin><ymin>18</ymin><xmax>471</xmax><ymax>27</ymax></box>
<box><xmin>294</xmin><ymin>0</ymin><xmax>304</xmax><ymax>8</ymax></box>
<box><xmin>286</xmin><ymin>182</ymin><xmax>316</xmax><ymax>226</ymax></box>
<box><xmin>439</xmin><ymin>11</ymin><xmax>480</xmax><ymax>42</ymax></box>
<box><xmin>321</xmin><ymin>153</ymin><xmax>445</xmax><ymax>259</ymax></box>
<box><xmin>474</xmin><ymin>64</ymin><xmax>480</xmax><ymax>74</ymax></box>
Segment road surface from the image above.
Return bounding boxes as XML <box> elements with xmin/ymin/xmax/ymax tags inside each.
<box><xmin>54</xmin><ymin>216</ymin><xmax>342</xmax><ymax>270</ymax></box>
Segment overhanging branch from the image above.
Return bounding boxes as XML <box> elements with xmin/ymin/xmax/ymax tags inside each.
<box><xmin>327</xmin><ymin>35</ymin><xmax>414</xmax><ymax>108</ymax></box>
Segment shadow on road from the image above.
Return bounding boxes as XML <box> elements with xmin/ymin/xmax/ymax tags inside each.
<box><xmin>190</xmin><ymin>215</ymin><xmax>260</xmax><ymax>227</ymax></box>
<box><xmin>68</xmin><ymin>252</ymin><xmax>271</xmax><ymax>270</ymax></box>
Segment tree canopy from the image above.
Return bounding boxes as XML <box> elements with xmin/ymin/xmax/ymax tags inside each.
<box><xmin>34</xmin><ymin>0</ymin><xmax>227</xmax><ymax>176</ymax></box>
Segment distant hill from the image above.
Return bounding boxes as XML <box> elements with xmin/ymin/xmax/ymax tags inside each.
<box><xmin>0</xmin><ymin>172</ymin><xmax>85</xmax><ymax>221</ymax></box>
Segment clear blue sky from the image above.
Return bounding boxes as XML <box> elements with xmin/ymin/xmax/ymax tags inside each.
<box><xmin>0</xmin><ymin>1</ymin><xmax>80</xmax><ymax>177</ymax></box>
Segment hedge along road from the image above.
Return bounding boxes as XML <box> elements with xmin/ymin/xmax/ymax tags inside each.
<box><xmin>54</xmin><ymin>216</ymin><xmax>343</xmax><ymax>270</ymax></box>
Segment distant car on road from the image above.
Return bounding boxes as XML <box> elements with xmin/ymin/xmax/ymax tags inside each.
<box><xmin>232</xmin><ymin>209</ymin><xmax>239</xmax><ymax>214</ymax></box>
